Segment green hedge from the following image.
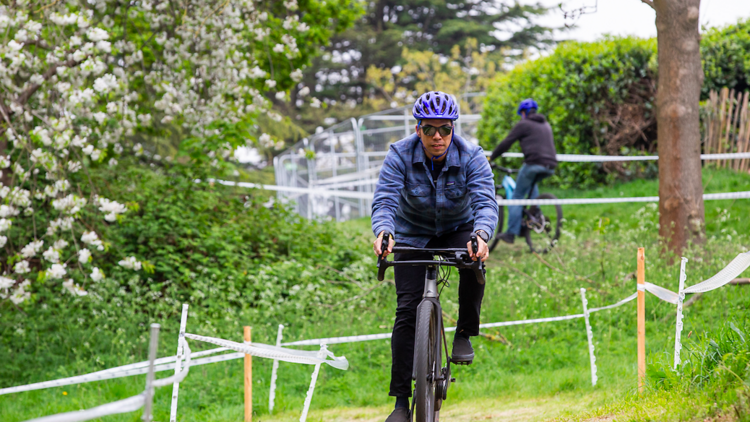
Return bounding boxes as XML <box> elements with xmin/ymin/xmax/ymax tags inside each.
<box><xmin>478</xmin><ymin>37</ymin><xmax>658</xmax><ymax>188</ymax></box>
<box><xmin>479</xmin><ymin>19</ymin><xmax>750</xmax><ymax>188</ymax></box>
<box><xmin>701</xmin><ymin>19</ymin><xmax>750</xmax><ymax>96</ymax></box>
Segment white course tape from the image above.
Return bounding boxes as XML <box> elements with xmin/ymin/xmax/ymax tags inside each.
<box><xmin>588</xmin><ymin>292</ymin><xmax>637</xmax><ymax>313</ymax></box>
<box><xmin>0</xmin><ymin>342</ymin><xmax>217</xmax><ymax>396</ymax></box>
<box><xmin>490</xmin><ymin>151</ymin><xmax>750</xmax><ymax>162</ymax></box>
<box><xmin>210</xmin><ymin>179</ymin><xmax>374</xmax><ymax>200</ymax></box>
<box><xmin>645</xmin><ymin>282</ymin><xmax>679</xmax><ymax>304</ymax></box>
<box><xmin>284</xmin><ymin>293</ymin><xmax>638</xmax><ymax>347</ymax></box>
<box><xmin>684</xmin><ymin>251</ymin><xmax>750</xmax><ymax>293</ymax></box>
<box><xmin>20</xmin><ymin>339</ymin><xmax>192</xmax><ymax>422</ymax></box>
<box><xmin>496</xmin><ymin>190</ymin><xmax>750</xmax><ymax>206</ymax></box>
<box><xmin>184</xmin><ymin>333</ymin><xmax>349</xmax><ymax>370</ymax></box>
<box><xmin>21</xmin><ymin>394</ymin><xmax>146</xmax><ymax>422</ymax></box>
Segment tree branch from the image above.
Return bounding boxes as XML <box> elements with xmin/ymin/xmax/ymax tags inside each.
<box><xmin>640</xmin><ymin>0</ymin><xmax>655</xmax><ymax>10</ymax></box>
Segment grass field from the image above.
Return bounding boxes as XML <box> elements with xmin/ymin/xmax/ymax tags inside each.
<box><xmin>2</xmin><ymin>168</ymin><xmax>749</xmax><ymax>422</ymax></box>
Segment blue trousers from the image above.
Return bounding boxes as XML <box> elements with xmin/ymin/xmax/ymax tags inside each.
<box><xmin>507</xmin><ymin>164</ymin><xmax>555</xmax><ymax>235</ymax></box>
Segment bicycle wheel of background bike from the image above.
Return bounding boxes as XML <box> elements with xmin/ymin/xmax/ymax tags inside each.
<box><xmin>414</xmin><ymin>302</ymin><xmax>439</xmax><ymax>422</ymax></box>
<box><xmin>488</xmin><ymin>203</ymin><xmax>505</xmax><ymax>253</ymax></box>
<box><xmin>524</xmin><ymin>193</ymin><xmax>563</xmax><ymax>254</ymax></box>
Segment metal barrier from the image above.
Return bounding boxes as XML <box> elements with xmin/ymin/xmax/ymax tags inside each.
<box><xmin>273</xmin><ymin>95</ymin><xmax>483</xmax><ymax>221</ymax></box>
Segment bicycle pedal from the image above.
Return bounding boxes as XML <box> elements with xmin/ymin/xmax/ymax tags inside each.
<box><xmin>454</xmin><ymin>360</ymin><xmax>472</xmax><ymax>365</ymax></box>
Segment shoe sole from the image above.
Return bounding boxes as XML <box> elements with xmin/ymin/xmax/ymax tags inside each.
<box><xmin>451</xmin><ymin>354</ymin><xmax>474</xmax><ymax>365</ymax></box>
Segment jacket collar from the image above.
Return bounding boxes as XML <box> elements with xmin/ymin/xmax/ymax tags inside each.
<box><xmin>411</xmin><ymin>134</ymin><xmax>461</xmax><ymax>168</ymax></box>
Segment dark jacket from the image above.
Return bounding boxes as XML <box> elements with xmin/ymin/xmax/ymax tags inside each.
<box><xmin>489</xmin><ymin>113</ymin><xmax>557</xmax><ymax>167</ymax></box>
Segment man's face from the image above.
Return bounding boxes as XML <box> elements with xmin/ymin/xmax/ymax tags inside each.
<box><xmin>416</xmin><ymin>118</ymin><xmax>453</xmax><ymax>158</ymax></box>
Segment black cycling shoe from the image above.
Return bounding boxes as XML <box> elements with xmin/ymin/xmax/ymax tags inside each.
<box><xmin>451</xmin><ymin>333</ymin><xmax>474</xmax><ymax>364</ymax></box>
<box><xmin>385</xmin><ymin>407</ymin><xmax>411</xmax><ymax>422</ymax></box>
<box><xmin>497</xmin><ymin>232</ymin><xmax>516</xmax><ymax>244</ymax></box>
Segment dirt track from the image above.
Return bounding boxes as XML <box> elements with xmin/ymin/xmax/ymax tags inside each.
<box><xmin>263</xmin><ymin>393</ymin><xmax>607</xmax><ymax>422</ymax></box>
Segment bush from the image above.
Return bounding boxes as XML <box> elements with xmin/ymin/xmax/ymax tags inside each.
<box><xmin>0</xmin><ymin>163</ymin><xmax>376</xmax><ymax>383</ymax></box>
<box><xmin>478</xmin><ymin>37</ymin><xmax>658</xmax><ymax>188</ymax></box>
<box><xmin>479</xmin><ymin>19</ymin><xmax>750</xmax><ymax>188</ymax></box>
<box><xmin>702</xmin><ymin>19</ymin><xmax>750</xmax><ymax>96</ymax></box>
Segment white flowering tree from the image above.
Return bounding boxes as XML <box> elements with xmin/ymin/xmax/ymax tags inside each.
<box><xmin>0</xmin><ymin>0</ymin><xmax>359</xmax><ymax>304</ymax></box>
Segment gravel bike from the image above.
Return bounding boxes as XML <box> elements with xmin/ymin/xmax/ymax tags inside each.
<box><xmin>488</xmin><ymin>163</ymin><xmax>563</xmax><ymax>254</ymax></box>
<box><xmin>377</xmin><ymin>233</ymin><xmax>486</xmax><ymax>422</ymax></box>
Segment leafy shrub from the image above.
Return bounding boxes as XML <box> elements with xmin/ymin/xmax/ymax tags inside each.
<box><xmin>479</xmin><ymin>19</ymin><xmax>750</xmax><ymax>188</ymax></box>
<box><xmin>479</xmin><ymin>37</ymin><xmax>658</xmax><ymax>188</ymax></box>
<box><xmin>0</xmin><ymin>163</ymin><xmax>377</xmax><ymax>382</ymax></box>
<box><xmin>701</xmin><ymin>19</ymin><xmax>750</xmax><ymax>96</ymax></box>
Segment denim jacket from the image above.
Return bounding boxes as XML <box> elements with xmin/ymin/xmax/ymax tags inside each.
<box><xmin>371</xmin><ymin>133</ymin><xmax>499</xmax><ymax>247</ymax></box>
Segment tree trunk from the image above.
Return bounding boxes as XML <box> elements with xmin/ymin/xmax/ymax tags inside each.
<box><xmin>654</xmin><ymin>0</ymin><xmax>705</xmax><ymax>257</ymax></box>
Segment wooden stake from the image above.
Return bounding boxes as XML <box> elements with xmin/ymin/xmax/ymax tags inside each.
<box><xmin>244</xmin><ymin>326</ymin><xmax>252</xmax><ymax>422</ymax></box>
<box><xmin>637</xmin><ymin>248</ymin><xmax>646</xmax><ymax>395</ymax></box>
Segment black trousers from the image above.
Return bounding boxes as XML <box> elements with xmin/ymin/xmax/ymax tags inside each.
<box><xmin>389</xmin><ymin>226</ymin><xmax>485</xmax><ymax>397</ymax></box>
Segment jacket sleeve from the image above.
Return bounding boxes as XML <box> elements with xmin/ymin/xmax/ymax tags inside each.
<box><xmin>371</xmin><ymin>146</ymin><xmax>406</xmax><ymax>237</ymax></box>
<box><xmin>467</xmin><ymin>147</ymin><xmax>499</xmax><ymax>238</ymax></box>
<box><xmin>489</xmin><ymin>121</ymin><xmax>526</xmax><ymax>161</ymax></box>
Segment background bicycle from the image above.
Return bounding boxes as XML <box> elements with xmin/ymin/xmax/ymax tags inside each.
<box><xmin>488</xmin><ymin>163</ymin><xmax>563</xmax><ymax>254</ymax></box>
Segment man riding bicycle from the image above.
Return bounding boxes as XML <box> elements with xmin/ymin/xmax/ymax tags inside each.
<box><xmin>371</xmin><ymin>91</ymin><xmax>499</xmax><ymax>422</ymax></box>
<box><xmin>489</xmin><ymin>99</ymin><xmax>557</xmax><ymax>244</ymax></box>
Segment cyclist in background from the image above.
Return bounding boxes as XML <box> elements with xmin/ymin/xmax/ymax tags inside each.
<box><xmin>371</xmin><ymin>91</ymin><xmax>498</xmax><ymax>422</ymax></box>
<box><xmin>489</xmin><ymin>99</ymin><xmax>557</xmax><ymax>244</ymax></box>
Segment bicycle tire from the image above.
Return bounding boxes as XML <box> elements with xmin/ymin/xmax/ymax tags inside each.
<box><xmin>488</xmin><ymin>202</ymin><xmax>505</xmax><ymax>253</ymax></box>
<box><xmin>524</xmin><ymin>193</ymin><xmax>563</xmax><ymax>254</ymax></box>
<box><xmin>414</xmin><ymin>302</ymin><xmax>439</xmax><ymax>422</ymax></box>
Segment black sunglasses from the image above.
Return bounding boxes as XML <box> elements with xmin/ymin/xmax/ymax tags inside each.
<box><xmin>421</xmin><ymin>124</ymin><xmax>453</xmax><ymax>137</ymax></box>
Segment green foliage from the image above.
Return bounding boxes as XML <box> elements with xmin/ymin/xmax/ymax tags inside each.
<box><xmin>479</xmin><ymin>37</ymin><xmax>658</xmax><ymax>188</ymax></box>
<box><xmin>2</xmin><ymin>168</ymin><xmax>750</xmax><ymax>422</ymax></box>
<box><xmin>701</xmin><ymin>18</ymin><xmax>750</xmax><ymax>96</ymax></box>
<box><xmin>480</xmin><ymin>20</ymin><xmax>750</xmax><ymax>189</ymax></box>
<box><xmin>0</xmin><ymin>162</ymin><xmax>377</xmax><ymax>382</ymax></box>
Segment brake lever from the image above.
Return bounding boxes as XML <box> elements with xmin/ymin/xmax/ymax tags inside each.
<box><xmin>377</xmin><ymin>233</ymin><xmax>391</xmax><ymax>281</ymax></box>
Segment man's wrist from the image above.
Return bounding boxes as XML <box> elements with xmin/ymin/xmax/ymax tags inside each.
<box><xmin>475</xmin><ymin>230</ymin><xmax>489</xmax><ymax>243</ymax></box>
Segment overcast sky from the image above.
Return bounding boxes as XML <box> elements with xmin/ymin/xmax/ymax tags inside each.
<box><xmin>532</xmin><ymin>0</ymin><xmax>750</xmax><ymax>41</ymax></box>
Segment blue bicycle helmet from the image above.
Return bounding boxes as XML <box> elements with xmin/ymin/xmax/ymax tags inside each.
<box><xmin>413</xmin><ymin>91</ymin><xmax>458</xmax><ymax>121</ymax></box>
<box><xmin>517</xmin><ymin>98</ymin><xmax>539</xmax><ymax>116</ymax></box>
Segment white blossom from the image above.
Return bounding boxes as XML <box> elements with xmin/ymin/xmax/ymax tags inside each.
<box><xmin>0</xmin><ymin>236</ymin><xmax>7</xmax><ymax>247</ymax></box>
<box><xmin>298</xmin><ymin>86</ymin><xmax>310</xmax><ymax>97</ymax></box>
<box><xmin>0</xmin><ymin>276</ymin><xmax>14</xmax><ymax>289</ymax></box>
<box><xmin>47</xmin><ymin>263</ymin><xmax>67</xmax><ymax>279</ymax></box>
<box><xmin>86</xmin><ymin>27</ymin><xmax>109</xmax><ymax>42</ymax></box>
<box><xmin>62</xmin><ymin>279</ymin><xmax>87</xmax><ymax>296</ymax></box>
<box><xmin>79</xmin><ymin>248</ymin><xmax>91</xmax><ymax>264</ymax></box>
<box><xmin>118</xmin><ymin>256</ymin><xmax>142</xmax><ymax>270</ymax></box>
<box><xmin>290</xmin><ymin>69</ymin><xmax>303</xmax><ymax>82</ymax></box>
<box><xmin>20</xmin><ymin>240</ymin><xmax>44</xmax><ymax>258</ymax></box>
<box><xmin>93</xmin><ymin>74</ymin><xmax>117</xmax><ymax>93</ymax></box>
<box><xmin>310</xmin><ymin>97</ymin><xmax>322</xmax><ymax>108</ymax></box>
<box><xmin>14</xmin><ymin>260</ymin><xmax>31</xmax><ymax>274</ymax></box>
<box><xmin>90</xmin><ymin>267</ymin><xmax>104</xmax><ymax>282</ymax></box>
<box><xmin>43</xmin><ymin>247</ymin><xmax>60</xmax><ymax>263</ymax></box>
<box><xmin>98</xmin><ymin>198</ymin><xmax>127</xmax><ymax>222</ymax></box>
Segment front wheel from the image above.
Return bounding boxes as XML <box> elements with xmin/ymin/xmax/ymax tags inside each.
<box><xmin>414</xmin><ymin>302</ymin><xmax>440</xmax><ymax>422</ymax></box>
<box><xmin>523</xmin><ymin>193</ymin><xmax>563</xmax><ymax>254</ymax></box>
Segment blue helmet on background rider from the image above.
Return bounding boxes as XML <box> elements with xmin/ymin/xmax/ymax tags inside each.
<box><xmin>517</xmin><ymin>98</ymin><xmax>538</xmax><ymax>116</ymax></box>
<box><xmin>413</xmin><ymin>91</ymin><xmax>459</xmax><ymax>122</ymax></box>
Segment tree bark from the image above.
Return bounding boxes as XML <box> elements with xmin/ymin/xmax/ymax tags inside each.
<box><xmin>654</xmin><ymin>0</ymin><xmax>705</xmax><ymax>257</ymax></box>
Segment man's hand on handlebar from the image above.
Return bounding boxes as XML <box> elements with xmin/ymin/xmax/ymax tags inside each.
<box><xmin>468</xmin><ymin>235</ymin><xmax>489</xmax><ymax>262</ymax></box>
<box><xmin>374</xmin><ymin>231</ymin><xmax>395</xmax><ymax>257</ymax></box>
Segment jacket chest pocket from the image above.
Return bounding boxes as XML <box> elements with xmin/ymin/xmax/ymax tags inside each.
<box><xmin>445</xmin><ymin>183</ymin><xmax>467</xmax><ymax>199</ymax></box>
<box><xmin>406</xmin><ymin>183</ymin><xmax>430</xmax><ymax>197</ymax></box>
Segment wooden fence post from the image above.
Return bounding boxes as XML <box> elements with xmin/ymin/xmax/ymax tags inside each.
<box><xmin>244</xmin><ymin>326</ymin><xmax>252</xmax><ymax>422</ymax></box>
<box><xmin>637</xmin><ymin>248</ymin><xmax>646</xmax><ymax>395</ymax></box>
